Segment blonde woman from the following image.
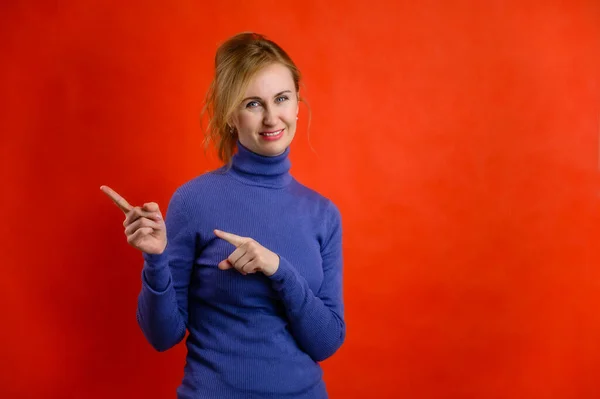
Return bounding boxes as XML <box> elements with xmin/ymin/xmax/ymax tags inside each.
<box><xmin>101</xmin><ymin>32</ymin><xmax>345</xmax><ymax>398</ymax></box>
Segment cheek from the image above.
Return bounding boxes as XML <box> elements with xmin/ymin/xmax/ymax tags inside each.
<box><xmin>284</xmin><ymin>107</ymin><xmax>298</xmax><ymax>125</ymax></box>
<box><xmin>237</xmin><ymin>113</ymin><xmax>259</xmax><ymax>130</ymax></box>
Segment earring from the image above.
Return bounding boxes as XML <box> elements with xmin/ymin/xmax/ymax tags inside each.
<box><xmin>229</xmin><ymin>126</ymin><xmax>235</xmax><ymax>135</ymax></box>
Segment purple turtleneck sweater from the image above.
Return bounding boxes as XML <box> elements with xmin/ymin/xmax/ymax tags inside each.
<box><xmin>136</xmin><ymin>141</ymin><xmax>345</xmax><ymax>398</ymax></box>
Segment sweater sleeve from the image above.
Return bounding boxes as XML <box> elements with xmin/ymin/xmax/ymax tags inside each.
<box><xmin>267</xmin><ymin>202</ymin><xmax>346</xmax><ymax>362</ymax></box>
<box><xmin>135</xmin><ymin>189</ymin><xmax>196</xmax><ymax>352</ymax></box>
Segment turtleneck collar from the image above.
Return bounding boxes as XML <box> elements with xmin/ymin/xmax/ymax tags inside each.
<box><xmin>229</xmin><ymin>140</ymin><xmax>292</xmax><ymax>188</ymax></box>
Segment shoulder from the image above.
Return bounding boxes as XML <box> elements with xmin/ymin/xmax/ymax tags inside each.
<box><xmin>180</xmin><ymin>166</ymin><xmax>230</xmax><ymax>190</ymax></box>
<box><xmin>289</xmin><ymin>179</ymin><xmax>342</xmax><ymax>222</ymax></box>
<box><xmin>164</xmin><ymin>167</ymin><xmax>231</xmax><ymax>211</ymax></box>
<box><xmin>173</xmin><ymin>166</ymin><xmax>235</xmax><ymax>197</ymax></box>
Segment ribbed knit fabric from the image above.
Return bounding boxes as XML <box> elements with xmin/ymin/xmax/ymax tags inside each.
<box><xmin>136</xmin><ymin>140</ymin><xmax>345</xmax><ymax>398</ymax></box>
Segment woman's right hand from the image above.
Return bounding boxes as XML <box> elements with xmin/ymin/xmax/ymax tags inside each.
<box><xmin>100</xmin><ymin>185</ymin><xmax>167</xmax><ymax>255</ymax></box>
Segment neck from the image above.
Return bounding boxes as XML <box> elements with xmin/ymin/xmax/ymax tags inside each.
<box><xmin>229</xmin><ymin>140</ymin><xmax>292</xmax><ymax>188</ymax></box>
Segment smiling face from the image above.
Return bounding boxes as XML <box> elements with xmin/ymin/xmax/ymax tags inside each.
<box><xmin>230</xmin><ymin>62</ymin><xmax>299</xmax><ymax>157</ymax></box>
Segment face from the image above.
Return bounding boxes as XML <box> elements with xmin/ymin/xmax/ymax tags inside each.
<box><xmin>231</xmin><ymin>62</ymin><xmax>299</xmax><ymax>157</ymax></box>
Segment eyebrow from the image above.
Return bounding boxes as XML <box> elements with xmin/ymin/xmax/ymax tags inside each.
<box><xmin>242</xmin><ymin>90</ymin><xmax>292</xmax><ymax>103</ymax></box>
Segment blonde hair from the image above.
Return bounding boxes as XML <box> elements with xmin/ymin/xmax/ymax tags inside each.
<box><xmin>201</xmin><ymin>32</ymin><xmax>304</xmax><ymax>164</ymax></box>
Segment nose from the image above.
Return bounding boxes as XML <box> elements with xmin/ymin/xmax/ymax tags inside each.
<box><xmin>262</xmin><ymin>105</ymin><xmax>277</xmax><ymax>127</ymax></box>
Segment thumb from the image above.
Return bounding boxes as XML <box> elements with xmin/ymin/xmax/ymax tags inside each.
<box><xmin>143</xmin><ymin>202</ymin><xmax>160</xmax><ymax>212</ymax></box>
<box><xmin>218</xmin><ymin>260</ymin><xmax>233</xmax><ymax>270</ymax></box>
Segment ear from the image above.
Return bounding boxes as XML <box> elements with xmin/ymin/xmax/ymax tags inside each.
<box><xmin>227</xmin><ymin>115</ymin><xmax>238</xmax><ymax>130</ymax></box>
<box><xmin>226</xmin><ymin>121</ymin><xmax>237</xmax><ymax>136</ymax></box>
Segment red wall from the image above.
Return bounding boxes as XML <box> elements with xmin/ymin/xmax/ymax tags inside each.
<box><xmin>2</xmin><ymin>1</ymin><xmax>600</xmax><ymax>398</ymax></box>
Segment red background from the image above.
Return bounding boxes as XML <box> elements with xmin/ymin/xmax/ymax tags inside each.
<box><xmin>2</xmin><ymin>1</ymin><xmax>600</xmax><ymax>398</ymax></box>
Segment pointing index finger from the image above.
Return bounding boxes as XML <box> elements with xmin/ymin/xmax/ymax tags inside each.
<box><xmin>100</xmin><ymin>185</ymin><xmax>133</xmax><ymax>214</ymax></box>
<box><xmin>214</xmin><ymin>229</ymin><xmax>247</xmax><ymax>247</ymax></box>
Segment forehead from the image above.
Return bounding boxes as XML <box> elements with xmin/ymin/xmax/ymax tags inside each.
<box><xmin>244</xmin><ymin>63</ymin><xmax>295</xmax><ymax>96</ymax></box>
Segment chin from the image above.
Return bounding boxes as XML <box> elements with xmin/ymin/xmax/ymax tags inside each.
<box><xmin>258</xmin><ymin>138</ymin><xmax>293</xmax><ymax>156</ymax></box>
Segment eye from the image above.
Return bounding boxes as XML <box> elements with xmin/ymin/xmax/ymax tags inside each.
<box><xmin>275</xmin><ymin>96</ymin><xmax>289</xmax><ymax>103</ymax></box>
<box><xmin>246</xmin><ymin>101</ymin><xmax>261</xmax><ymax>108</ymax></box>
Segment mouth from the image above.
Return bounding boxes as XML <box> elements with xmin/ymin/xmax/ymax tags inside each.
<box><xmin>259</xmin><ymin>128</ymin><xmax>285</xmax><ymax>140</ymax></box>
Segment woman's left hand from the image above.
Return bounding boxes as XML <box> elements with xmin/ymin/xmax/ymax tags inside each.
<box><xmin>214</xmin><ymin>229</ymin><xmax>280</xmax><ymax>276</ymax></box>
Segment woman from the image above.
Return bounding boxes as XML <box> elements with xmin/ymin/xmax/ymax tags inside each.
<box><xmin>101</xmin><ymin>32</ymin><xmax>345</xmax><ymax>398</ymax></box>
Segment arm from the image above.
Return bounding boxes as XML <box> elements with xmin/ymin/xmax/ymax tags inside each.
<box><xmin>135</xmin><ymin>189</ymin><xmax>196</xmax><ymax>352</ymax></box>
<box><xmin>268</xmin><ymin>203</ymin><xmax>346</xmax><ymax>362</ymax></box>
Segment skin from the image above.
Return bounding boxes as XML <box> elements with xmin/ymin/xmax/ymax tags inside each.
<box><xmin>230</xmin><ymin>62</ymin><xmax>299</xmax><ymax>157</ymax></box>
<box><xmin>100</xmin><ymin>185</ymin><xmax>166</xmax><ymax>254</ymax></box>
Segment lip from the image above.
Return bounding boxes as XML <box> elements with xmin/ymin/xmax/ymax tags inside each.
<box><xmin>259</xmin><ymin>129</ymin><xmax>285</xmax><ymax>134</ymax></box>
<box><xmin>259</xmin><ymin>128</ymin><xmax>285</xmax><ymax>141</ymax></box>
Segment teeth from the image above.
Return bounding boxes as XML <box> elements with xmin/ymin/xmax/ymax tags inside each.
<box><xmin>263</xmin><ymin>129</ymin><xmax>283</xmax><ymax>136</ymax></box>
